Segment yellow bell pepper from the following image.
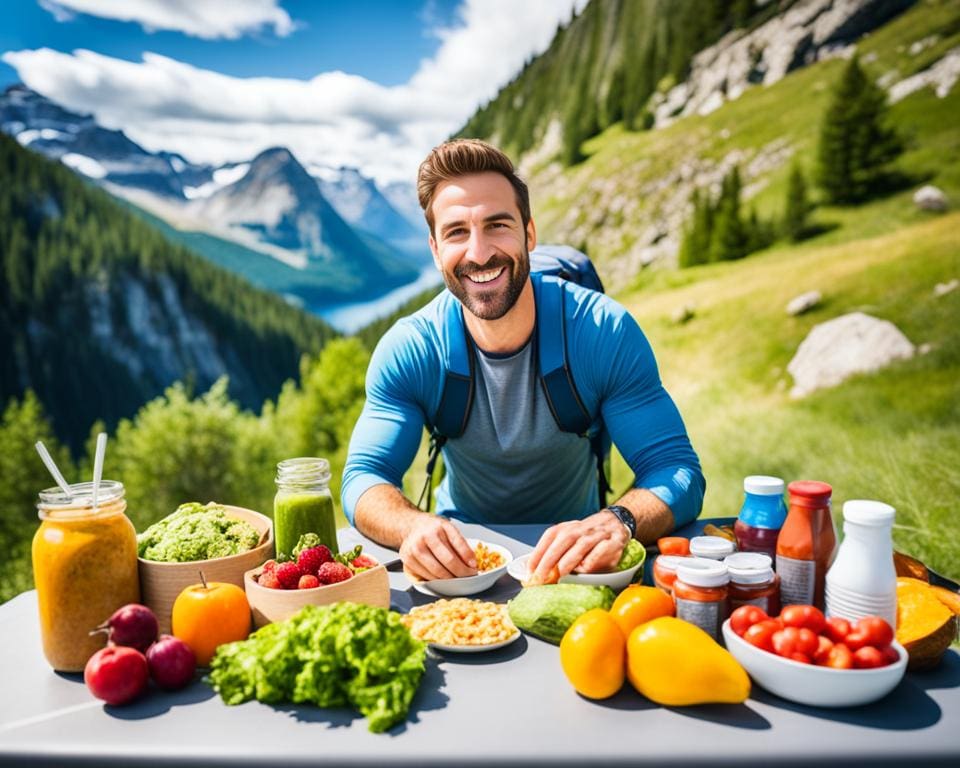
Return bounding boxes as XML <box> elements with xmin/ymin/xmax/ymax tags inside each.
<box><xmin>626</xmin><ymin>616</ymin><xmax>750</xmax><ymax>706</ymax></box>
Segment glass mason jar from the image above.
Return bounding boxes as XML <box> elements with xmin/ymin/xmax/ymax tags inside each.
<box><xmin>32</xmin><ymin>481</ymin><xmax>140</xmax><ymax>672</ymax></box>
<box><xmin>274</xmin><ymin>458</ymin><xmax>338</xmax><ymax>561</ymax></box>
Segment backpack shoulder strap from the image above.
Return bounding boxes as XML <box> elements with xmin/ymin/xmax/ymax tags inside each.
<box><xmin>534</xmin><ymin>275</ymin><xmax>592</xmax><ymax>436</ymax></box>
<box><xmin>433</xmin><ymin>295</ymin><xmax>475</xmax><ymax>438</ymax></box>
<box><xmin>419</xmin><ymin>294</ymin><xmax>475</xmax><ymax>513</ymax></box>
<box><xmin>535</xmin><ymin>275</ymin><xmax>610</xmax><ymax>508</ymax></box>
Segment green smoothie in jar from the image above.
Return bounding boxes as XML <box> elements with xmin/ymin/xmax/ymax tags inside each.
<box><xmin>274</xmin><ymin>458</ymin><xmax>338</xmax><ymax>560</ymax></box>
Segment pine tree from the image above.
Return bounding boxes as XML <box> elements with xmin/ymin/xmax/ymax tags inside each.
<box><xmin>817</xmin><ymin>55</ymin><xmax>902</xmax><ymax>204</ymax></box>
<box><xmin>678</xmin><ymin>189</ymin><xmax>711</xmax><ymax>267</ymax></box>
<box><xmin>709</xmin><ymin>167</ymin><xmax>748</xmax><ymax>262</ymax></box>
<box><xmin>783</xmin><ymin>162</ymin><xmax>811</xmax><ymax>241</ymax></box>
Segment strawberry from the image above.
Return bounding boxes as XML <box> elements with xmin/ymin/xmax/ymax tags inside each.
<box><xmin>298</xmin><ymin>574</ymin><xmax>320</xmax><ymax>590</ymax></box>
<box><xmin>296</xmin><ymin>545</ymin><xmax>333</xmax><ymax>576</ymax></box>
<box><xmin>351</xmin><ymin>555</ymin><xmax>378</xmax><ymax>570</ymax></box>
<box><xmin>276</xmin><ymin>562</ymin><xmax>303</xmax><ymax>590</ymax></box>
<box><xmin>258</xmin><ymin>570</ymin><xmax>282</xmax><ymax>590</ymax></box>
<box><xmin>317</xmin><ymin>561</ymin><xmax>352</xmax><ymax>585</ymax></box>
<box><xmin>261</xmin><ymin>559</ymin><xmax>278</xmax><ymax>574</ymax></box>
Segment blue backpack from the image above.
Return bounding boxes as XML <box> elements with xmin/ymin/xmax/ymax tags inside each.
<box><xmin>417</xmin><ymin>245</ymin><xmax>611</xmax><ymax>513</ymax></box>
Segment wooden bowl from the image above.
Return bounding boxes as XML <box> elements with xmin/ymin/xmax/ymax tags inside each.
<box><xmin>138</xmin><ymin>505</ymin><xmax>274</xmax><ymax>634</ymax></box>
<box><xmin>244</xmin><ymin>560</ymin><xmax>389</xmax><ymax>628</ymax></box>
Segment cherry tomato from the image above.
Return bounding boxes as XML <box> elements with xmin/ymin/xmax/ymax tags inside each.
<box><xmin>788</xmin><ymin>652</ymin><xmax>812</xmax><ymax>664</ymax></box>
<box><xmin>744</xmin><ymin>619</ymin><xmax>781</xmax><ymax>652</ymax></box>
<box><xmin>845</xmin><ymin>617</ymin><xmax>895</xmax><ymax>651</ymax></box>
<box><xmin>657</xmin><ymin>537</ymin><xmax>690</xmax><ymax>556</ymax></box>
<box><xmin>824</xmin><ymin>616</ymin><xmax>851</xmax><ymax>644</ymax></box>
<box><xmin>771</xmin><ymin>626</ymin><xmax>819</xmax><ymax>657</ymax></box>
<box><xmin>824</xmin><ymin>643</ymin><xmax>853</xmax><ymax>669</ymax></box>
<box><xmin>780</xmin><ymin>605</ymin><xmax>826</xmax><ymax>634</ymax></box>
<box><xmin>880</xmin><ymin>645</ymin><xmax>900</xmax><ymax>666</ymax></box>
<box><xmin>853</xmin><ymin>646</ymin><xmax>886</xmax><ymax>669</ymax></box>
<box><xmin>813</xmin><ymin>635</ymin><xmax>834</xmax><ymax>665</ymax></box>
<box><xmin>730</xmin><ymin>605</ymin><xmax>769</xmax><ymax>637</ymax></box>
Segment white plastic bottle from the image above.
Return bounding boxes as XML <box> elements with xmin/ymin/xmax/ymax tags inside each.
<box><xmin>825</xmin><ymin>500</ymin><xmax>897</xmax><ymax>627</ymax></box>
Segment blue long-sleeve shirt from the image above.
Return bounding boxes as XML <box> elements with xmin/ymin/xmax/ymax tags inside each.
<box><xmin>342</xmin><ymin>274</ymin><xmax>704</xmax><ymax>527</ymax></box>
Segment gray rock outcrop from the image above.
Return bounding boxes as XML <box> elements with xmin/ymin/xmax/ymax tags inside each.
<box><xmin>653</xmin><ymin>0</ymin><xmax>915</xmax><ymax>128</ymax></box>
<box><xmin>787</xmin><ymin>312</ymin><xmax>915</xmax><ymax>397</ymax></box>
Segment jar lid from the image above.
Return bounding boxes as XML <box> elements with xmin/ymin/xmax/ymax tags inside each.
<box><xmin>676</xmin><ymin>558</ymin><xmax>729</xmax><ymax>588</ymax></box>
<box><xmin>788</xmin><ymin>480</ymin><xmax>832</xmax><ymax>507</ymax></box>
<box><xmin>689</xmin><ymin>536</ymin><xmax>735</xmax><ymax>559</ymax></box>
<box><xmin>276</xmin><ymin>457</ymin><xmax>331</xmax><ymax>487</ymax></box>
<box><xmin>842</xmin><ymin>500</ymin><xmax>895</xmax><ymax>526</ymax></box>
<box><xmin>726</xmin><ymin>556</ymin><xmax>775</xmax><ymax>584</ymax></box>
<box><xmin>654</xmin><ymin>555</ymin><xmax>687</xmax><ymax>573</ymax></box>
<box><xmin>725</xmin><ymin>552</ymin><xmax>773</xmax><ymax>570</ymax></box>
<box><xmin>38</xmin><ymin>480</ymin><xmax>125</xmax><ymax>510</ymax></box>
<box><xmin>743</xmin><ymin>475</ymin><xmax>785</xmax><ymax>495</ymax></box>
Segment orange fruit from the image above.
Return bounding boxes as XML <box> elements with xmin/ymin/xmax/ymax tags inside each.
<box><xmin>559</xmin><ymin>608</ymin><xmax>625</xmax><ymax>699</ymax></box>
<box><xmin>610</xmin><ymin>585</ymin><xmax>675</xmax><ymax>638</ymax></box>
<box><xmin>171</xmin><ymin>577</ymin><xmax>251</xmax><ymax>666</ymax></box>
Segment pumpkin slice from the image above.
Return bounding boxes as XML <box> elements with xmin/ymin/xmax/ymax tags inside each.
<box><xmin>896</xmin><ymin>579</ymin><xmax>957</xmax><ymax>671</ymax></box>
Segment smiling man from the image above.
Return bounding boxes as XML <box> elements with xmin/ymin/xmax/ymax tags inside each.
<box><xmin>342</xmin><ymin>139</ymin><xmax>704</xmax><ymax>582</ymax></box>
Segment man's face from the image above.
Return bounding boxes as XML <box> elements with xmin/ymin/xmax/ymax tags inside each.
<box><xmin>428</xmin><ymin>172</ymin><xmax>536</xmax><ymax>321</ymax></box>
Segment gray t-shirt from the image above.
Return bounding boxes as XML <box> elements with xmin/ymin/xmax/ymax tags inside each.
<box><xmin>434</xmin><ymin>340</ymin><xmax>597</xmax><ymax>524</ymax></box>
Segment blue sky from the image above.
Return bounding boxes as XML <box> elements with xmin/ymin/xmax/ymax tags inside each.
<box><xmin>1</xmin><ymin>0</ymin><xmax>583</xmax><ymax>182</ymax></box>
<box><xmin>0</xmin><ymin>1</ymin><xmax>461</xmax><ymax>88</ymax></box>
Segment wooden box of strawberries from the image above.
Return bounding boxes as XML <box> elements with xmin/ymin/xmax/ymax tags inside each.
<box><xmin>244</xmin><ymin>540</ymin><xmax>388</xmax><ymax>628</ymax></box>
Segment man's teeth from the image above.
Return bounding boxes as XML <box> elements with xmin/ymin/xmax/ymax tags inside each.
<box><xmin>467</xmin><ymin>267</ymin><xmax>505</xmax><ymax>284</ymax></box>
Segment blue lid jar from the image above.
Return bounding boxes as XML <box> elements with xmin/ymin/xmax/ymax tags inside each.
<box><xmin>738</xmin><ymin>475</ymin><xmax>787</xmax><ymax>529</ymax></box>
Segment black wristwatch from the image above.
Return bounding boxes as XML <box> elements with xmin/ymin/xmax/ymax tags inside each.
<box><xmin>605</xmin><ymin>505</ymin><xmax>636</xmax><ymax>539</ymax></box>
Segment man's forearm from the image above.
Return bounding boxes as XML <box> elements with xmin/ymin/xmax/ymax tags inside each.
<box><xmin>353</xmin><ymin>482</ymin><xmax>428</xmax><ymax>549</ymax></box>
<box><xmin>611</xmin><ymin>487</ymin><xmax>676</xmax><ymax>544</ymax></box>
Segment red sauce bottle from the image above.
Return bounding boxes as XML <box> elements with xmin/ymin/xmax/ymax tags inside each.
<box><xmin>776</xmin><ymin>481</ymin><xmax>836</xmax><ymax>610</ymax></box>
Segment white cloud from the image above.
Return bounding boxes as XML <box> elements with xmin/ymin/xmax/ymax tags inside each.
<box><xmin>5</xmin><ymin>0</ymin><xmax>586</xmax><ymax>184</ymax></box>
<box><xmin>39</xmin><ymin>0</ymin><xmax>295</xmax><ymax>39</ymax></box>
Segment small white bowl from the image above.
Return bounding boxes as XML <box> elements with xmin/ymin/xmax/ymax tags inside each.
<box><xmin>722</xmin><ymin>619</ymin><xmax>907</xmax><ymax>707</ymax></box>
<box><xmin>417</xmin><ymin>539</ymin><xmax>513</xmax><ymax>597</ymax></box>
<box><xmin>507</xmin><ymin>552</ymin><xmax>644</xmax><ymax>591</ymax></box>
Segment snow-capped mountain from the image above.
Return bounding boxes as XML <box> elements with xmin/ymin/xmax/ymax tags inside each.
<box><xmin>313</xmin><ymin>165</ymin><xmax>421</xmax><ymax>245</ymax></box>
<box><xmin>191</xmin><ymin>146</ymin><xmax>413</xmax><ymax>278</ymax></box>
<box><xmin>0</xmin><ymin>84</ymin><xmax>202</xmax><ymax>198</ymax></box>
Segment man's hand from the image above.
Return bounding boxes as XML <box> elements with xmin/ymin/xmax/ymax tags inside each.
<box><xmin>400</xmin><ymin>514</ymin><xmax>478</xmax><ymax>581</ymax></box>
<box><xmin>528</xmin><ymin>511</ymin><xmax>630</xmax><ymax>582</ymax></box>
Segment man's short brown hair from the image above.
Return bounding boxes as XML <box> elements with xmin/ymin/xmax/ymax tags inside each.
<box><xmin>417</xmin><ymin>139</ymin><xmax>531</xmax><ymax>235</ymax></box>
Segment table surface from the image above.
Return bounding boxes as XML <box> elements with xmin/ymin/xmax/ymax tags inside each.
<box><xmin>2</xmin><ymin>522</ymin><xmax>959</xmax><ymax>768</ymax></box>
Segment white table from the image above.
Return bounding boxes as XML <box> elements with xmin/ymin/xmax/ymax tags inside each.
<box><xmin>1</xmin><ymin>522</ymin><xmax>958</xmax><ymax>767</ymax></box>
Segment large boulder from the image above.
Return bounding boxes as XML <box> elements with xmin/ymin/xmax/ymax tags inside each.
<box><xmin>787</xmin><ymin>312</ymin><xmax>915</xmax><ymax>397</ymax></box>
<box><xmin>913</xmin><ymin>185</ymin><xmax>949</xmax><ymax>212</ymax></box>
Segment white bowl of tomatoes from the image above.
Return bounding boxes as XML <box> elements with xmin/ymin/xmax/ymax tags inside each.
<box><xmin>722</xmin><ymin>605</ymin><xmax>907</xmax><ymax>708</ymax></box>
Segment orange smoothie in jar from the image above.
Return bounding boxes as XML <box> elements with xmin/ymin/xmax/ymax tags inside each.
<box><xmin>32</xmin><ymin>481</ymin><xmax>140</xmax><ymax>672</ymax></box>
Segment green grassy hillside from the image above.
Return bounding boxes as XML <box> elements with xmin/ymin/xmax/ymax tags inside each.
<box><xmin>610</xmin><ymin>212</ymin><xmax>959</xmax><ymax>579</ymax></box>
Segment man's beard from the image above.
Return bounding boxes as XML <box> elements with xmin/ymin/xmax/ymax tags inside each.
<box><xmin>444</xmin><ymin>248</ymin><xmax>530</xmax><ymax>321</ymax></box>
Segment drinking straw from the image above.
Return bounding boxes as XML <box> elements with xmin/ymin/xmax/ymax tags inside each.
<box><xmin>34</xmin><ymin>441</ymin><xmax>72</xmax><ymax>497</ymax></box>
<box><xmin>91</xmin><ymin>432</ymin><xmax>107</xmax><ymax>510</ymax></box>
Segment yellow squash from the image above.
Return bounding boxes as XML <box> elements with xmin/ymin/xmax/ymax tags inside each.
<box><xmin>626</xmin><ymin>617</ymin><xmax>750</xmax><ymax>706</ymax></box>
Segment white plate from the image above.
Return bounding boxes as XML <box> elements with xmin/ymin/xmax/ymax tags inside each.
<box><xmin>507</xmin><ymin>553</ymin><xmax>643</xmax><ymax>591</ymax></box>
<box><xmin>428</xmin><ymin>630</ymin><xmax>521</xmax><ymax>654</ymax></box>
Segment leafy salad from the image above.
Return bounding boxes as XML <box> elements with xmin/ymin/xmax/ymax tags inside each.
<box><xmin>207</xmin><ymin>603</ymin><xmax>427</xmax><ymax>733</ymax></box>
